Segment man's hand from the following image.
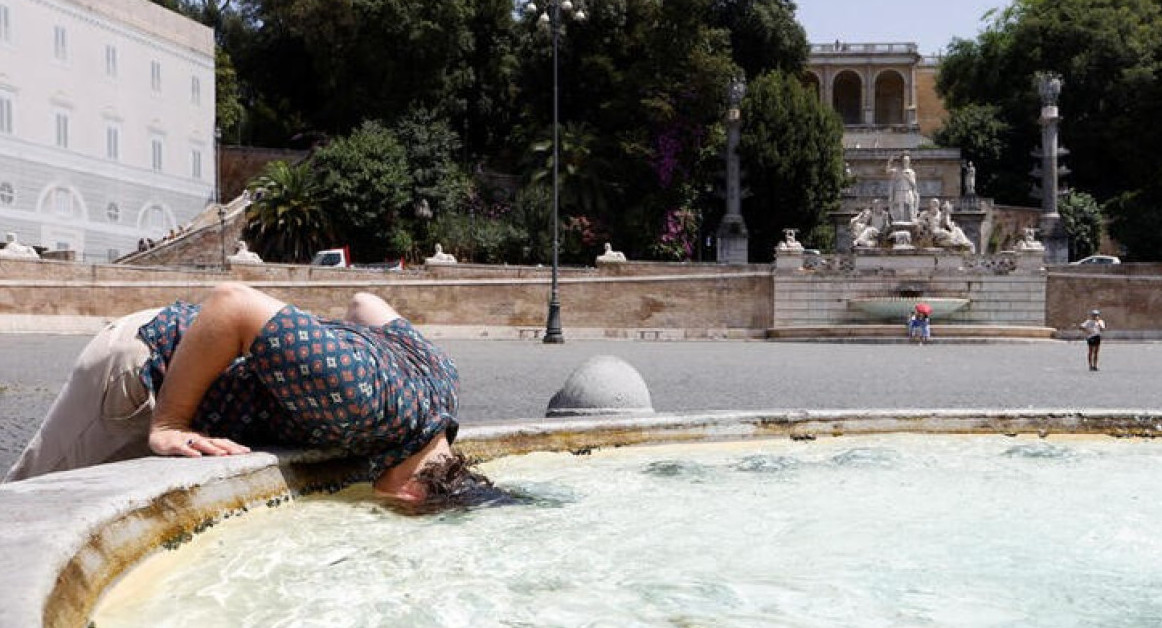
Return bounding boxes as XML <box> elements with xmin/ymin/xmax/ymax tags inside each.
<box><xmin>149</xmin><ymin>427</ymin><xmax>251</xmax><ymax>458</ymax></box>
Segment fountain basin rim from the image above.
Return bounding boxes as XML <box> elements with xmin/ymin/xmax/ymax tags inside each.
<box><xmin>848</xmin><ymin>296</ymin><xmax>970</xmax><ymax>318</ymax></box>
<box><xmin>5</xmin><ymin>407</ymin><xmax>1162</xmax><ymax>628</ymax></box>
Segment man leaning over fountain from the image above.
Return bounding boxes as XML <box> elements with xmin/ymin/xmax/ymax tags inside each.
<box><xmin>3</xmin><ymin>283</ymin><xmax>494</xmax><ymax>508</ymax></box>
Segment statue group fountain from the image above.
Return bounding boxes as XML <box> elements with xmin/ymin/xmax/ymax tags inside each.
<box><xmin>773</xmin><ymin>151</ymin><xmax>1050</xmax><ymax>333</ymax></box>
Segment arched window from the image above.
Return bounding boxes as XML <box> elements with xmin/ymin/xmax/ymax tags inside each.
<box><xmin>875</xmin><ymin>71</ymin><xmax>906</xmax><ymax>125</ymax></box>
<box><xmin>138</xmin><ymin>203</ymin><xmax>174</xmax><ymax>239</ymax></box>
<box><xmin>802</xmin><ymin>72</ymin><xmax>821</xmax><ymax>102</ymax></box>
<box><xmin>50</xmin><ymin>186</ymin><xmax>80</xmax><ymax>219</ymax></box>
<box><xmin>832</xmin><ymin>71</ymin><xmax>862</xmax><ymax>125</ymax></box>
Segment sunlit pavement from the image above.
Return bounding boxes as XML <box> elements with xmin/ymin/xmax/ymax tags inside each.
<box><xmin>3</xmin><ymin>334</ymin><xmax>1160</xmax><ymax>475</ymax></box>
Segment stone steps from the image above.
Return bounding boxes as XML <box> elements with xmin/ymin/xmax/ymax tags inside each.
<box><xmin>767</xmin><ymin>324</ymin><xmax>1058</xmax><ymax>342</ymax></box>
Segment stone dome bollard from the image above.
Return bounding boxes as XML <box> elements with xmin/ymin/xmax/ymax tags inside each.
<box><xmin>546</xmin><ymin>355</ymin><xmax>654</xmax><ymax>418</ymax></box>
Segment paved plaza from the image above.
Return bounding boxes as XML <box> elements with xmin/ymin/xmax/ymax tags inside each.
<box><xmin>1</xmin><ymin>333</ymin><xmax>1160</xmax><ymax>476</ymax></box>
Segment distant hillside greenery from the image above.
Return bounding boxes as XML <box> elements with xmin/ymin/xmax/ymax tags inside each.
<box><xmin>153</xmin><ymin>0</ymin><xmax>844</xmax><ymax>264</ymax></box>
<box><xmin>935</xmin><ymin>0</ymin><xmax>1162</xmax><ymax>260</ymax></box>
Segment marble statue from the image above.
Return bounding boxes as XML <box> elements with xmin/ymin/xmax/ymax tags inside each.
<box><xmin>596</xmin><ymin>242</ymin><xmax>627</xmax><ymax>263</ymax></box>
<box><xmin>776</xmin><ymin>229</ymin><xmax>805</xmax><ymax>254</ymax></box>
<box><xmin>915</xmin><ymin>199</ymin><xmax>975</xmax><ymax>253</ymax></box>
<box><xmin>0</xmin><ymin>232</ymin><xmax>39</xmax><ymax>259</ymax></box>
<box><xmin>963</xmin><ymin>161</ymin><xmax>976</xmax><ymax>196</ymax></box>
<box><xmin>940</xmin><ymin>201</ymin><xmax>976</xmax><ymax>253</ymax></box>
<box><xmin>1014</xmin><ymin>227</ymin><xmax>1045</xmax><ymax>252</ymax></box>
<box><xmin>425</xmin><ymin>243</ymin><xmax>457</xmax><ymax>265</ymax></box>
<box><xmin>226</xmin><ymin>240</ymin><xmax>263</xmax><ymax>264</ymax></box>
<box><xmin>885</xmin><ymin>153</ymin><xmax>918</xmax><ymax>223</ymax></box>
<box><xmin>916</xmin><ymin>199</ymin><xmax>944</xmax><ymax>242</ymax></box>
<box><xmin>850</xmin><ymin>200</ymin><xmax>890</xmax><ymax>248</ymax></box>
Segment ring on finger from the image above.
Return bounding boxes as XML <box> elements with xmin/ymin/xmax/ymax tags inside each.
<box><xmin>187</xmin><ymin>438</ymin><xmax>196</xmax><ymax>446</ymax></box>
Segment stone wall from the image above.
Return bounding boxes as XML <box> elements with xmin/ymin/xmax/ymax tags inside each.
<box><xmin>914</xmin><ymin>61</ymin><xmax>948</xmax><ymax>137</ymax></box>
<box><xmin>220</xmin><ymin>146</ymin><xmax>309</xmax><ymax>202</ymax></box>
<box><xmin>2</xmin><ymin>257</ymin><xmax>1159</xmax><ymax>336</ymax></box>
<box><xmin>0</xmin><ymin>258</ymin><xmax>772</xmax><ymax>336</ymax></box>
<box><xmin>1046</xmin><ymin>266</ymin><xmax>1162</xmax><ymax>337</ymax></box>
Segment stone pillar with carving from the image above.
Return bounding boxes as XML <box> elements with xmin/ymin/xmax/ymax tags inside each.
<box><xmin>717</xmin><ymin>76</ymin><xmax>749</xmax><ymax>264</ymax></box>
<box><xmin>1035</xmin><ymin>73</ymin><xmax>1069</xmax><ymax>264</ymax></box>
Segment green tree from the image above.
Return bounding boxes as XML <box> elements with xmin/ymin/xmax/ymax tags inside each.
<box><xmin>394</xmin><ymin>109</ymin><xmax>472</xmax><ymax>216</ymax></box>
<box><xmin>1058</xmin><ymin>190</ymin><xmax>1103</xmax><ymax>261</ymax></box>
<box><xmin>214</xmin><ymin>47</ymin><xmax>245</xmax><ymax>136</ymax></box>
<box><xmin>243</xmin><ymin>160</ymin><xmax>332</xmax><ymax>263</ymax></box>
<box><xmin>232</xmin><ymin>0</ymin><xmax>475</xmax><ymax>136</ymax></box>
<box><xmin>931</xmin><ymin>104</ymin><xmax>1011</xmax><ymax>198</ymax></box>
<box><xmin>511</xmin><ymin>184</ymin><xmax>554</xmax><ymax>264</ymax></box>
<box><xmin>710</xmin><ymin>0</ymin><xmax>808</xmax><ymax>79</ymax></box>
<box><xmin>1105</xmin><ymin>183</ymin><xmax>1162</xmax><ymax>261</ymax></box>
<box><xmin>462</xmin><ymin>0</ymin><xmax>522</xmax><ymax>161</ymax></box>
<box><xmin>936</xmin><ymin>0</ymin><xmax>1162</xmax><ymax>258</ymax></box>
<box><xmin>309</xmin><ymin>121</ymin><xmax>413</xmax><ymax>262</ymax></box>
<box><xmin>524</xmin><ymin>121</ymin><xmax>614</xmax><ymax>222</ymax></box>
<box><xmin>738</xmin><ymin>71</ymin><xmax>846</xmax><ymax>257</ymax></box>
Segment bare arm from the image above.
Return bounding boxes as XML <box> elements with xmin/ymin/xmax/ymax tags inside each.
<box><xmin>148</xmin><ymin>283</ymin><xmax>284</xmax><ymax>457</ymax></box>
<box><xmin>343</xmin><ymin>292</ymin><xmax>402</xmax><ymax>327</ymax></box>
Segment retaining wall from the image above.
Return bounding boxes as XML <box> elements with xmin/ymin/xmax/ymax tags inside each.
<box><xmin>1</xmin><ymin>256</ymin><xmax>1159</xmax><ymax>336</ymax></box>
<box><xmin>0</xmin><ymin>258</ymin><xmax>773</xmax><ymax>337</ymax></box>
<box><xmin>1047</xmin><ymin>266</ymin><xmax>1162</xmax><ymax>337</ymax></box>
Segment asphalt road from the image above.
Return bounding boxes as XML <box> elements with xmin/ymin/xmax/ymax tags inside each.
<box><xmin>2</xmin><ymin>334</ymin><xmax>1160</xmax><ymax>476</ymax></box>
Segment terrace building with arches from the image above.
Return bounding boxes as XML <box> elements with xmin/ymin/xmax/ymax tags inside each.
<box><xmin>807</xmin><ymin>42</ymin><xmax>984</xmax><ymax>252</ymax></box>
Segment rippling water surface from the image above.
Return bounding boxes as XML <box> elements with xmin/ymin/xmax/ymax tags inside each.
<box><xmin>94</xmin><ymin>435</ymin><xmax>1162</xmax><ymax>627</ymax></box>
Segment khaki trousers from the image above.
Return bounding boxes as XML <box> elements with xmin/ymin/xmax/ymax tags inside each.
<box><xmin>3</xmin><ymin>308</ymin><xmax>161</xmax><ymax>482</ymax></box>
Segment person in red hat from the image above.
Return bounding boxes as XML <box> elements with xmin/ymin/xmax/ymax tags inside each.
<box><xmin>908</xmin><ymin>304</ymin><xmax>931</xmax><ymax>344</ymax></box>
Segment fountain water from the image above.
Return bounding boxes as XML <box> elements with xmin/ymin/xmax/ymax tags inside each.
<box><xmin>93</xmin><ymin>434</ymin><xmax>1162</xmax><ymax>626</ymax></box>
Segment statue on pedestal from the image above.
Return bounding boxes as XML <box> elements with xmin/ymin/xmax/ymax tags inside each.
<box><xmin>227</xmin><ymin>240</ymin><xmax>263</xmax><ymax>264</ymax></box>
<box><xmin>850</xmin><ymin>200</ymin><xmax>890</xmax><ymax>249</ymax></box>
<box><xmin>940</xmin><ymin>201</ymin><xmax>976</xmax><ymax>253</ymax></box>
<box><xmin>0</xmin><ymin>232</ymin><xmax>39</xmax><ymax>259</ymax></box>
<box><xmin>885</xmin><ymin>154</ymin><xmax>918</xmax><ymax>223</ymax></box>
<box><xmin>916</xmin><ymin>199</ymin><xmax>976</xmax><ymax>253</ymax></box>
<box><xmin>776</xmin><ymin>229</ymin><xmax>805</xmax><ymax>254</ymax></box>
<box><xmin>596</xmin><ymin>242</ymin><xmax>627</xmax><ymax>263</ymax></box>
<box><xmin>425</xmin><ymin>243</ymin><xmax>457</xmax><ymax>265</ymax></box>
<box><xmin>1014</xmin><ymin>227</ymin><xmax>1045</xmax><ymax>252</ymax></box>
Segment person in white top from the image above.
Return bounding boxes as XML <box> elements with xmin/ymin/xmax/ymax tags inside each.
<box><xmin>1078</xmin><ymin>309</ymin><xmax>1106</xmax><ymax>371</ymax></box>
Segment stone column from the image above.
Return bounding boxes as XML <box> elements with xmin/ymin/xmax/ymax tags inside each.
<box><xmin>1036</xmin><ymin>73</ymin><xmax>1069</xmax><ymax>264</ymax></box>
<box><xmin>717</xmin><ymin>77</ymin><xmax>749</xmax><ymax>264</ymax></box>
<box><xmin>862</xmin><ymin>66</ymin><xmax>874</xmax><ymax>124</ymax></box>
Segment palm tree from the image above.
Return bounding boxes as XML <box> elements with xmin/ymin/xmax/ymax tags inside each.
<box><xmin>244</xmin><ymin>160</ymin><xmax>334</xmax><ymax>263</ymax></box>
<box><xmin>526</xmin><ymin>121</ymin><xmax>613</xmax><ymax>220</ymax></box>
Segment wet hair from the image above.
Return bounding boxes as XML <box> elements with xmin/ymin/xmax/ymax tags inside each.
<box><xmin>400</xmin><ymin>451</ymin><xmax>517</xmax><ymax>515</ymax></box>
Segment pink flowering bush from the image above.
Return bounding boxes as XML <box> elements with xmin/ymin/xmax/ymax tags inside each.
<box><xmin>651</xmin><ymin>207</ymin><xmax>699</xmax><ymax>261</ymax></box>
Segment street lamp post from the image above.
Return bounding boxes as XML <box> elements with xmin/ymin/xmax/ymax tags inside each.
<box><xmin>215</xmin><ymin>126</ymin><xmax>227</xmax><ymax>268</ymax></box>
<box><xmin>524</xmin><ymin>0</ymin><xmax>585</xmax><ymax>344</ymax></box>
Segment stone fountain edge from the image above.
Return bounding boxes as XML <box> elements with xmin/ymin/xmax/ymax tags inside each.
<box><xmin>4</xmin><ymin>408</ymin><xmax>1162</xmax><ymax>627</ymax></box>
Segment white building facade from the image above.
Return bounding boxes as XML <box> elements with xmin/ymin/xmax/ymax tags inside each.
<box><xmin>0</xmin><ymin>0</ymin><xmax>215</xmax><ymax>262</ymax></box>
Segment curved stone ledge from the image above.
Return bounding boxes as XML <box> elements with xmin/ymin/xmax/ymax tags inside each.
<box><xmin>4</xmin><ymin>409</ymin><xmax>1162</xmax><ymax>627</ymax></box>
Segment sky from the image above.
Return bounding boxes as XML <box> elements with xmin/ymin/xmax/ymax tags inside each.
<box><xmin>794</xmin><ymin>0</ymin><xmax>1011</xmax><ymax>56</ymax></box>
